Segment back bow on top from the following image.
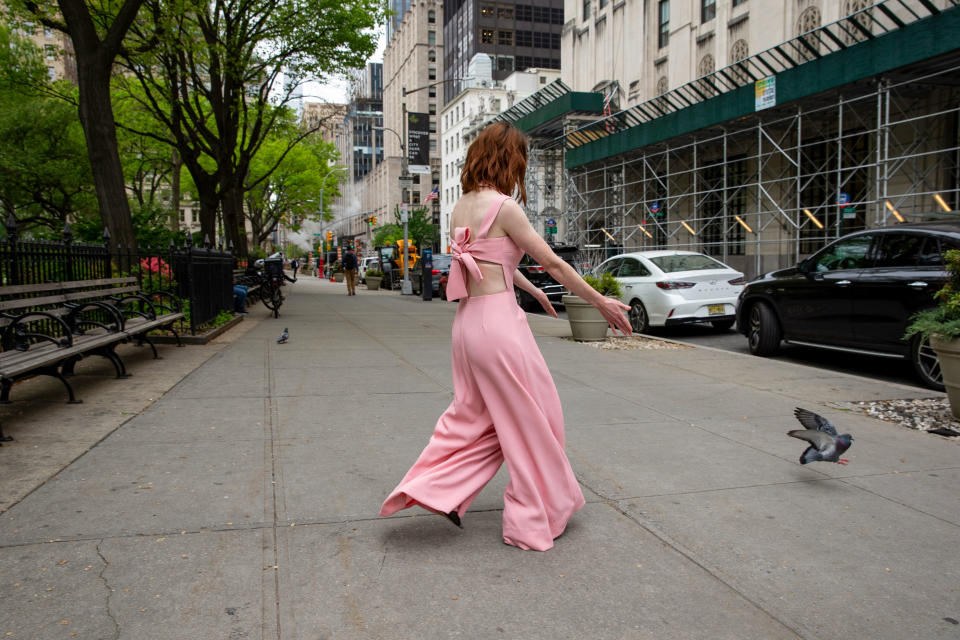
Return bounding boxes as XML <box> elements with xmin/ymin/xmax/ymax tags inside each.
<box><xmin>446</xmin><ymin>227</ymin><xmax>483</xmax><ymax>302</ymax></box>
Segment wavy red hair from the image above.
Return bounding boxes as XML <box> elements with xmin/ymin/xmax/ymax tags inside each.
<box><xmin>460</xmin><ymin>122</ymin><xmax>528</xmax><ymax>205</ymax></box>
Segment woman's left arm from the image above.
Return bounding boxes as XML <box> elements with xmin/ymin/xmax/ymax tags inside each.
<box><xmin>513</xmin><ymin>269</ymin><xmax>558</xmax><ymax>318</ymax></box>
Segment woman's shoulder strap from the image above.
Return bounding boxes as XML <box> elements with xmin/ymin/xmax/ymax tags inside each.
<box><xmin>477</xmin><ymin>194</ymin><xmax>511</xmax><ymax>239</ymax></box>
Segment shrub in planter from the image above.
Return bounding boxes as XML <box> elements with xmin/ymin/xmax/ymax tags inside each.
<box><xmin>365</xmin><ymin>269</ymin><xmax>384</xmax><ymax>290</ymax></box>
<box><xmin>562</xmin><ymin>272</ymin><xmax>623</xmax><ymax>342</ymax></box>
<box><xmin>906</xmin><ymin>248</ymin><xmax>960</xmax><ymax>415</ymax></box>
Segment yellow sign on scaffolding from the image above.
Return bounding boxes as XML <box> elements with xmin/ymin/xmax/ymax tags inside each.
<box><xmin>755</xmin><ymin>76</ymin><xmax>776</xmax><ymax>111</ymax></box>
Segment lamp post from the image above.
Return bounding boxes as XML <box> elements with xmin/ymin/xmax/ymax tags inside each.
<box><xmin>319</xmin><ymin>165</ymin><xmax>347</xmax><ymax>272</ymax></box>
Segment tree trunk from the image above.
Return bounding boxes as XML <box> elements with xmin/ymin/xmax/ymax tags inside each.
<box><xmin>170</xmin><ymin>149</ymin><xmax>181</xmax><ymax>231</ymax></box>
<box><xmin>76</xmin><ymin>61</ymin><xmax>137</xmax><ymax>250</ymax></box>
<box><xmin>221</xmin><ymin>180</ymin><xmax>248</xmax><ymax>256</ymax></box>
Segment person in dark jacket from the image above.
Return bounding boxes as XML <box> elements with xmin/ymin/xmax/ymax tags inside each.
<box><xmin>342</xmin><ymin>246</ymin><xmax>359</xmax><ymax>295</ymax></box>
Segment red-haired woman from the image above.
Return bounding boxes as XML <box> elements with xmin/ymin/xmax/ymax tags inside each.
<box><xmin>380</xmin><ymin>122</ymin><xmax>631</xmax><ymax>551</ymax></box>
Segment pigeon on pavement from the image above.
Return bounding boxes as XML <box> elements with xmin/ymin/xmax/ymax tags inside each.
<box><xmin>788</xmin><ymin>407</ymin><xmax>854</xmax><ymax>465</ymax></box>
<box><xmin>277</xmin><ymin>328</ymin><xmax>289</xmax><ymax>344</ymax></box>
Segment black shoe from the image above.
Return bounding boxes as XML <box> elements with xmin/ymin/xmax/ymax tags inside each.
<box><xmin>445</xmin><ymin>510</ymin><xmax>462</xmax><ymax>528</ymax></box>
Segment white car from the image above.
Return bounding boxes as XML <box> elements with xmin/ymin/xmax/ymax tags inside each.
<box><xmin>359</xmin><ymin>257</ymin><xmax>380</xmax><ymax>284</ymax></box>
<box><xmin>592</xmin><ymin>251</ymin><xmax>745</xmax><ymax>333</ymax></box>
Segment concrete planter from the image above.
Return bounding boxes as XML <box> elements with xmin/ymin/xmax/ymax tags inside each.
<box><xmin>366</xmin><ymin>276</ymin><xmax>382</xmax><ymax>290</ymax></box>
<box><xmin>562</xmin><ymin>294</ymin><xmax>609</xmax><ymax>342</ymax></box>
<box><xmin>333</xmin><ymin>272</ymin><xmax>344</xmax><ymax>283</ymax></box>
<box><xmin>931</xmin><ymin>335</ymin><xmax>960</xmax><ymax>419</ymax></box>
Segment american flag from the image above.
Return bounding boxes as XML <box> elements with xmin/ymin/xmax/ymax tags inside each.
<box><xmin>422</xmin><ymin>186</ymin><xmax>439</xmax><ymax>205</ymax></box>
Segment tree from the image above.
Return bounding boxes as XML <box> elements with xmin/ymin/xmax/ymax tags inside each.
<box><xmin>117</xmin><ymin>0</ymin><xmax>384</xmax><ymax>255</ymax></box>
<box><xmin>392</xmin><ymin>205</ymin><xmax>436</xmax><ymax>252</ymax></box>
<box><xmin>20</xmin><ymin>0</ymin><xmax>147</xmax><ymax>250</ymax></box>
<box><xmin>0</xmin><ymin>21</ymin><xmax>97</xmax><ymax>234</ymax></box>
<box><xmin>242</xmin><ymin>125</ymin><xmax>342</xmax><ymax>250</ymax></box>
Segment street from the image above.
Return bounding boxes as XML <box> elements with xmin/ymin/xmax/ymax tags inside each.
<box><xmin>535</xmin><ymin>307</ymin><xmax>928</xmax><ymax>391</ymax></box>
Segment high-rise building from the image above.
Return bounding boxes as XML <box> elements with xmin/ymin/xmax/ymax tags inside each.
<box><xmin>442</xmin><ymin>0</ymin><xmax>563</xmax><ymax>105</ymax></box>
<box><xmin>347</xmin><ymin>63</ymin><xmax>384</xmax><ymax>183</ymax></box>
<box><xmin>386</xmin><ymin>0</ymin><xmax>414</xmax><ymax>43</ymax></box>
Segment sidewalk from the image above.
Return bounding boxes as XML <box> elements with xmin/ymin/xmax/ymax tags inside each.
<box><xmin>1</xmin><ymin>276</ymin><xmax>957</xmax><ymax>639</ymax></box>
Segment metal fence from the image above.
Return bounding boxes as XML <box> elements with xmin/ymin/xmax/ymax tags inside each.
<box><xmin>0</xmin><ymin>218</ymin><xmax>235</xmax><ymax>335</ymax></box>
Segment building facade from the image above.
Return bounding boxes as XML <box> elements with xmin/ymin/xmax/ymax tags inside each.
<box><xmin>439</xmin><ymin>62</ymin><xmax>561</xmax><ymax>251</ymax></box>
<box><xmin>443</xmin><ymin>0</ymin><xmax>563</xmax><ymax>104</ymax></box>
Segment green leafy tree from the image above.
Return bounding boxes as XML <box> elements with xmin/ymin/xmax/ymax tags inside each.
<box><xmin>117</xmin><ymin>0</ymin><xmax>384</xmax><ymax>255</ymax></box>
<box><xmin>392</xmin><ymin>204</ymin><xmax>436</xmax><ymax>252</ymax></box>
<box><xmin>244</xmin><ymin>128</ymin><xmax>342</xmax><ymax>250</ymax></box>
<box><xmin>373</xmin><ymin>223</ymin><xmax>403</xmax><ymax>248</ymax></box>
<box><xmin>19</xmin><ymin>0</ymin><xmax>148</xmax><ymax>250</ymax></box>
<box><xmin>0</xmin><ymin>22</ymin><xmax>97</xmax><ymax>234</ymax></box>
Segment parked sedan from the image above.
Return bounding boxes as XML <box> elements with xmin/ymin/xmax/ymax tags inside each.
<box><xmin>513</xmin><ymin>246</ymin><xmax>582</xmax><ymax>310</ymax></box>
<box><xmin>735</xmin><ymin>221</ymin><xmax>960</xmax><ymax>390</ymax></box>
<box><xmin>593</xmin><ymin>251</ymin><xmax>745</xmax><ymax>333</ymax></box>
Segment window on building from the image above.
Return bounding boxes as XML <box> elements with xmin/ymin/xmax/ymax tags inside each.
<box><xmin>733</xmin><ymin>0</ymin><xmax>747</xmax><ymax>5</ymax></box>
<box><xmin>498</xmin><ymin>6</ymin><xmax>513</xmax><ymax>19</ymax></box>
<box><xmin>428</xmin><ymin>49</ymin><xmax>436</xmax><ymax>62</ymax></box>
<box><xmin>428</xmin><ymin>30</ymin><xmax>436</xmax><ymax>45</ymax></box>
<box><xmin>481</xmin><ymin>28</ymin><xmax>495</xmax><ymax>43</ymax></box>
<box><xmin>480</xmin><ymin>4</ymin><xmax>495</xmax><ymax>17</ymax></box>
<box><xmin>583</xmin><ymin>0</ymin><xmax>590</xmax><ymax>20</ymax></box>
<box><xmin>429</xmin><ymin>103</ymin><xmax>436</xmax><ymax>115</ymax></box>
<box><xmin>497</xmin><ymin>55</ymin><xmax>514</xmax><ymax>72</ymax></box>
<box><xmin>429</xmin><ymin>139</ymin><xmax>437</xmax><ymax>151</ymax></box>
<box><xmin>701</xmin><ymin>0</ymin><xmax>715</xmax><ymax>23</ymax></box>
<box><xmin>796</xmin><ymin>6</ymin><xmax>821</xmax><ymax>61</ymax></box>
<box><xmin>429</xmin><ymin>120</ymin><xmax>436</xmax><ymax>132</ymax></box>
<box><xmin>599</xmin><ymin>0</ymin><xmax>607</xmax><ymax>8</ymax></box>
<box><xmin>516</xmin><ymin>4</ymin><xmax>532</xmax><ymax>21</ymax></box>
<box><xmin>516</xmin><ymin>30</ymin><xmax>532</xmax><ymax>47</ymax></box>
<box><xmin>842</xmin><ymin>0</ymin><xmax>871</xmax><ymax>44</ymax></box>
<box><xmin>428</xmin><ymin>9</ymin><xmax>436</xmax><ymax>23</ymax></box>
<box><xmin>179</xmin><ymin>209</ymin><xmax>186</xmax><ymax>222</ymax></box>
<box><xmin>552</xmin><ymin>8</ymin><xmax>563</xmax><ymax>23</ymax></box>
<box><xmin>429</xmin><ymin>68</ymin><xmax>436</xmax><ymax>80</ymax></box>
<box><xmin>46</xmin><ymin>66</ymin><xmax>55</xmax><ymax>81</ymax></box>
<box><xmin>730</xmin><ymin>39</ymin><xmax>749</xmax><ymax>84</ymax></box>
<box><xmin>498</xmin><ymin>30</ymin><xmax>513</xmax><ymax>46</ymax></box>
<box><xmin>44</xmin><ymin>44</ymin><xmax>56</xmax><ymax>59</ymax></box>
<box><xmin>540</xmin><ymin>76</ymin><xmax>547</xmax><ymax>84</ymax></box>
<box><xmin>658</xmin><ymin>1</ymin><xmax>669</xmax><ymax>48</ymax></box>
<box><xmin>429</xmin><ymin>86</ymin><xmax>436</xmax><ymax>97</ymax></box>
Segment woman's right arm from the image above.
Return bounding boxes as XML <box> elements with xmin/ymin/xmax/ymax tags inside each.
<box><xmin>499</xmin><ymin>200</ymin><xmax>631</xmax><ymax>334</ymax></box>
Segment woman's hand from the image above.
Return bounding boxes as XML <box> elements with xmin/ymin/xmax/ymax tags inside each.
<box><xmin>595</xmin><ymin>296</ymin><xmax>632</xmax><ymax>335</ymax></box>
<box><xmin>535</xmin><ymin>290</ymin><xmax>558</xmax><ymax>318</ymax></box>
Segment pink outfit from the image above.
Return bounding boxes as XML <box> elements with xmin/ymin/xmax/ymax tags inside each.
<box><xmin>379</xmin><ymin>193</ymin><xmax>585</xmax><ymax>551</ymax></box>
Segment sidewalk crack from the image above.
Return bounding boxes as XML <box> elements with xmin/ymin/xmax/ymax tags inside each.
<box><xmin>96</xmin><ymin>539</ymin><xmax>121</xmax><ymax>640</ymax></box>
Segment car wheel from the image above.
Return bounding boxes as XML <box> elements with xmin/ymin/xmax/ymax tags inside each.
<box><xmin>911</xmin><ymin>334</ymin><xmax>945</xmax><ymax>391</ymax></box>
<box><xmin>711</xmin><ymin>319</ymin><xmax>735</xmax><ymax>332</ymax></box>
<box><xmin>747</xmin><ymin>301</ymin><xmax>781</xmax><ymax>356</ymax></box>
<box><xmin>628</xmin><ymin>299</ymin><xmax>650</xmax><ymax>334</ymax></box>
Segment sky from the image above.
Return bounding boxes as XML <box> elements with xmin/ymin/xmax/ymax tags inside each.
<box><xmin>302</xmin><ymin>31</ymin><xmax>387</xmax><ymax>104</ymax></box>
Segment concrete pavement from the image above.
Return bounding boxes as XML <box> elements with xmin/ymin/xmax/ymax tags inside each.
<box><xmin>1</xmin><ymin>275</ymin><xmax>958</xmax><ymax>639</ymax></box>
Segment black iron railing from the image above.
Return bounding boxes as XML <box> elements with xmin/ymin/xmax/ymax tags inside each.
<box><xmin>0</xmin><ymin>217</ymin><xmax>235</xmax><ymax>335</ymax></box>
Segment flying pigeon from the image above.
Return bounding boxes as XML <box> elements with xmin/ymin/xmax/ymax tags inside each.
<box><xmin>277</xmin><ymin>328</ymin><xmax>289</xmax><ymax>344</ymax></box>
<box><xmin>788</xmin><ymin>407</ymin><xmax>853</xmax><ymax>465</ymax></box>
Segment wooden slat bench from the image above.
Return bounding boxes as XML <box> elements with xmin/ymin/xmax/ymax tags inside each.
<box><xmin>0</xmin><ymin>278</ymin><xmax>185</xmax><ymax>443</ymax></box>
<box><xmin>233</xmin><ymin>269</ymin><xmax>263</xmax><ymax>306</ymax></box>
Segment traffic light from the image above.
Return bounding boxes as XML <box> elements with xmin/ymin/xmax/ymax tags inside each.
<box><xmin>369</xmin><ymin>216</ymin><xmax>377</xmax><ymax>227</ymax></box>
<box><xmin>326</xmin><ymin>230</ymin><xmax>333</xmax><ymax>242</ymax></box>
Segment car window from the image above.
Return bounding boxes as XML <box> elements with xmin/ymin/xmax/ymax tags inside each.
<box><xmin>810</xmin><ymin>235</ymin><xmax>872</xmax><ymax>272</ymax></box>
<box><xmin>617</xmin><ymin>258</ymin><xmax>649</xmax><ymax>277</ymax></box>
<box><xmin>599</xmin><ymin>258</ymin><xmax>622</xmax><ymax>276</ymax></box>
<box><xmin>433</xmin><ymin>255</ymin><xmax>452</xmax><ymax>268</ymax></box>
<box><xmin>649</xmin><ymin>254</ymin><xmax>725</xmax><ymax>273</ymax></box>
<box><xmin>873</xmin><ymin>234</ymin><xmax>924</xmax><ymax>268</ymax></box>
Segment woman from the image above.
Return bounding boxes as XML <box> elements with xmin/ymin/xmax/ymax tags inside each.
<box><xmin>380</xmin><ymin>122</ymin><xmax>631</xmax><ymax>551</ymax></box>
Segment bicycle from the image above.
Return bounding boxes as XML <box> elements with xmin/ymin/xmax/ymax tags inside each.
<box><xmin>256</xmin><ymin>257</ymin><xmax>296</xmax><ymax>318</ymax></box>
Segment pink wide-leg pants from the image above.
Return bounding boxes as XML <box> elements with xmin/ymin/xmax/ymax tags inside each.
<box><xmin>380</xmin><ymin>290</ymin><xmax>585</xmax><ymax>551</ymax></box>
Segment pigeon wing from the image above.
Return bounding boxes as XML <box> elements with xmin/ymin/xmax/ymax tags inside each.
<box><xmin>787</xmin><ymin>429</ymin><xmax>835</xmax><ymax>451</ymax></box>
<box><xmin>793</xmin><ymin>408</ymin><xmax>838</xmax><ymax>437</ymax></box>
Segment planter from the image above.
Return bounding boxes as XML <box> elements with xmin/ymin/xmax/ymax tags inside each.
<box><xmin>333</xmin><ymin>272</ymin><xmax>344</xmax><ymax>283</ymax></box>
<box><xmin>562</xmin><ymin>294</ymin><xmax>609</xmax><ymax>342</ymax></box>
<box><xmin>931</xmin><ymin>335</ymin><xmax>960</xmax><ymax>419</ymax></box>
<box><xmin>366</xmin><ymin>276</ymin><xmax>382</xmax><ymax>290</ymax></box>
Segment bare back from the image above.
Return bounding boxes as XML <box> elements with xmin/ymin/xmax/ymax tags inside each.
<box><xmin>450</xmin><ymin>190</ymin><xmax>511</xmax><ymax>297</ymax></box>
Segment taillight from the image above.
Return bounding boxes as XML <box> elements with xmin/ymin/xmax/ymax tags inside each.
<box><xmin>432</xmin><ymin>269</ymin><xmax>441</xmax><ymax>275</ymax></box>
<box><xmin>728</xmin><ymin>276</ymin><xmax>744</xmax><ymax>285</ymax></box>
<box><xmin>656</xmin><ymin>281</ymin><xmax>696</xmax><ymax>290</ymax></box>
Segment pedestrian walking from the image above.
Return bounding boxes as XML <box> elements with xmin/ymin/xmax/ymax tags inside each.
<box><xmin>291</xmin><ymin>257</ymin><xmax>299</xmax><ymax>277</ymax></box>
<box><xmin>342</xmin><ymin>246</ymin><xmax>358</xmax><ymax>295</ymax></box>
<box><xmin>379</xmin><ymin>122</ymin><xmax>631</xmax><ymax>550</ymax></box>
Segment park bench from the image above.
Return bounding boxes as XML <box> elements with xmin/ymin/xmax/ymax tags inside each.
<box><xmin>233</xmin><ymin>269</ymin><xmax>262</xmax><ymax>306</ymax></box>
<box><xmin>0</xmin><ymin>277</ymin><xmax>184</xmax><ymax>443</ymax></box>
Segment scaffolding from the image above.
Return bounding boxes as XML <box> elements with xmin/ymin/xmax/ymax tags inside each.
<box><xmin>565</xmin><ymin>69</ymin><xmax>960</xmax><ymax>276</ymax></box>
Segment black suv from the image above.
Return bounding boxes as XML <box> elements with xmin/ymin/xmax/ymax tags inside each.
<box><xmin>736</xmin><ymin>221</ymin><xmax>960</xmax><ymax>390</ymax></box>
<box><xmin>513</xmin><ymin>245</ymin><xmax>583</xmax><ymax>310</ymax></box>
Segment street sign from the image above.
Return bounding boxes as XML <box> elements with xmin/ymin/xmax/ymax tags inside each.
<box><xmin>313</xmin><ymin>233</ymin><xmax>322</xmax><ymax>236</ymax></box>
<box><xmin>400</xmin><ymin>202</ymin><xmax>409</xmax><ymax>223</ymax></box>
<box><xmin>838</xmin><ymin>192</ymin><xmax>850</xmax><ymax>205</ymax></box>
<box><xmin>649</xmin><ymin>201</ymin><xmax>661</xmax><ymax>215</ymax></box>
<box><xmin>546</xmin><ymin>218</ymin><xmax>556</xmax><ymax>227</ymax></box>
